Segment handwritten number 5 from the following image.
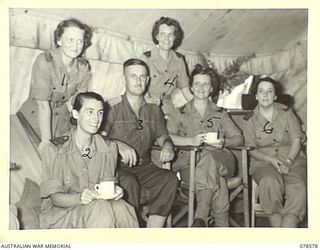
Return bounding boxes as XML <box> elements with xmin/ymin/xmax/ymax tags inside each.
<box><xmin>137</xmin><ymin>119</ymin><xmax>143</xmax><ymax>130</ymax></box>
<box><xmin>207</xmin><ymin>117</ymin><xmax>214</xmax><ymax>128</ymax></box>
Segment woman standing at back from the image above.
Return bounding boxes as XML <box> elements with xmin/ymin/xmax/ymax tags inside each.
<box><xmin>141</xmin><ymin>16</ymin><xmax>193</xmax><ymax>116</ymax></box>
<box><xmin>20</xmin><ymin>19</ymin><xmax>92</xmax><ymax>152</ymax></box>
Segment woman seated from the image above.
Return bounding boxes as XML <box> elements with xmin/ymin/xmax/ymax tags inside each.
<box><xmin>167</xmin><ymin>64</ymin><xmax>244</xmax><ymax>227</ymax></box>
<box><xmin>39</xmin><ymin>92</ymin><xmax>138</xmax><ymax>229</ymax></box>
<box><xmin>242</xmin><ymin>77</ymin><xmax>307</xmax><ymax>227</ymax></box>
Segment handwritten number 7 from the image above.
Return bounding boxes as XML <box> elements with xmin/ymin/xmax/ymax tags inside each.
<box><xmin>137</xmin><ymin>119</ymin><xmax>143</xmax><ymax>130</ymax></box>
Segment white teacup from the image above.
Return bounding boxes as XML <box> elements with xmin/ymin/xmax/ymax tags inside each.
<box><xmin>204</xmin><ymin>132</ymin><xmax>220</xmax><ymax>144</ymax></box>
<box><xmin>94</xmin><ymin>181</ymin><xmax>115</xmax><ymax>199</ymax></box>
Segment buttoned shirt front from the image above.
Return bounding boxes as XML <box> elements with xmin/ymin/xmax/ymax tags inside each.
<box><xmin>20</xmin><ymin>47</ymin><xmax>91</xmax><ymax>137</ymax></box>
<box><xmin>40</xmin><ymin>129</ymin><xmax>118</xmax><ymax>228</ymax></box>
<box><xmin>103</xmin><ymin>95</ymin><xmax>168</xmax><ymax>163</ymax></box>
<box><xmin>242</xmin><ymin>103</ymin><xmax>306</xmax><ymax>173</ymax></box>
<box><xmin>141</xmin><ymin>47</ymin><xmax>189</xmax><ymax>100</ymax></box>
<box><xmin>167</xmin><ymin>100</ymin><xmax>242</xmax><ymax>167</ymax></box>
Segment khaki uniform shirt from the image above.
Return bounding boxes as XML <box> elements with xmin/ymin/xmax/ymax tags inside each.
<box><xmin>20</xmin><ymin>48</ymin><xmax>91</xmax><ymax>137</ymax></box>
<box><xmin>242</xmin><ymin>103</ymin><xmax>306</xmax><ymax>174</ymax></box>
<box><xmin>39</xmin><ymin>129</ymin><xmax>118</xmax><ymax>228</ymax></box>
<box><xmin>141</xmin><ymin>47</ymin><xmax>189</xmax><ymax>100</ymax></box>
<box><xmin>167</xmin><ymin>100</ymin><xmax>242</xmax><ymax>169</ymax></box>
<box><xmin>103</xmin><ymin>95</ymin><xmax>169</xmax><ymax>164</ymax></box>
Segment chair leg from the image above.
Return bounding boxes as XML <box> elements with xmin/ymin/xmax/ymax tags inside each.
<box><xmin>188</xmin><ymin>150</ymin><xmax>196</xmax><ymax>227</ymax></box>
<box><xmin>241</xmin><ymin>149</ymin><xmax>250</xmax><ymax>227</ymax></box>
<box><xmin>166</xmin><ymin>214</ymin><xmax>172</xmax><ymax>227</ymax></box>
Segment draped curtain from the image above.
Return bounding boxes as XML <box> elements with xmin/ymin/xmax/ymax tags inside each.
<box><xmin>9</xmin><ymin>9</ymin><xmax>307</xmax><ymax>130</ymax></box>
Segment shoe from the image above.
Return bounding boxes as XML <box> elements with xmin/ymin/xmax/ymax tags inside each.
<box><xmin>282</xmin><ymin>214</ymin><xmax>298</xmax><ymax>228</ymax></box>
<box><xmin>268</xmin><ymin>213</ymin><xmax>282</xmax><ymax>227</ymax></box>
<box><xmin>192</xmin><ymin>218</ymin><xmax>206</xmax><ymax>227</ymax></box>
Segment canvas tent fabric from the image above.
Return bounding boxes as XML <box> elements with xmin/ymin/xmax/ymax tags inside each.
<box><xmin>9</xmin><ymin>9</ymin><xmax>307</xmax><ymax>209</ymax></box>
<box><xmin>10</xmin><ymin>8</ymin><xmax>307</xmax><ymax>127</ymax></box>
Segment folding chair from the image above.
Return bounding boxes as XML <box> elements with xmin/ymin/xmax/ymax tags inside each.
<box><xmin>251</xmin><ymin>178</ymin><xmax>269</xmax><ymax>227</ymax></box>
<box><xmin>172</xmin><ymin>145</ymin><xmax>252</xmax><ymax>227</ymax></box>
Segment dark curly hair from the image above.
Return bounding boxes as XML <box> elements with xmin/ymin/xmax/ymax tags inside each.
<box><xmin>189</xmin><ymin>64</ymin><xmax>221</xmax><ymax>98</ymax></box>
<box><xmin>152</xmin><ymin>16</ymin><xmax>184</xmax><ymax>50</ymax></box>
<box><xmin>54</xmin><ymin>19</ymin><xmax>93</xmax><ymax>52</ymax></box>
<box><xmin>252</xmin><ymin>76</ymin><xmax>282</xmax><ymax>97</ymax></box>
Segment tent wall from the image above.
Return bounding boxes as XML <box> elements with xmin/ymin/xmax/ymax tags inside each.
<box><xmin>9</xmin><ymin>9</ymin><xmax>307</xmax><ymax>130</ymax></box>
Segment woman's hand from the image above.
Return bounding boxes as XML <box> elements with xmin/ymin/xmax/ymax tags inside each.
<box><xmin>278</xmin><ymin>163</ymin><xmax>290</xmax><ymax>175</ymax></box>
<box><xmin>192</xmin><ymin>134</ymin><xmax>206</xmax><ymax>146</ymax></box>
<box><xmin>114</xmin><ymin>185</ymin><xmax>124</xmax><ymax>201</ymax></box>
<box><xmin>269</xmin><ymin>158</ymin><xmax>283</xmax><ymax>173</ymax></box>
<box><xmin>205</xmin><ymin>138</ymin><xmax>225</xmax><ymax>149</ymax></box>
<box><xmin>80</xmin><ymin>188</ymin><xmax>98</xmax><ymax>205</ymax></box>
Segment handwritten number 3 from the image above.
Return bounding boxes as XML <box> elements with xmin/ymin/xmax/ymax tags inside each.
<box><xmin>137</xmin><ymin>119</ymin><xmax>144</xmax><ymax>130</ymax></box>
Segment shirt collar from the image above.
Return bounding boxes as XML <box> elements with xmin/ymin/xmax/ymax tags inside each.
<box><xmin>51</xmin><ymin>47</ymin><xmax>79</xmax><ymax>74</ymax></box>
<box><xmin>252</xmin><ymin>102</ymin><xmax>288</xmax><ymax>124</ymax></box>
<box><xmin>185</xmin><ymin>99</ymin><xmax>221</xmax><ymax>117</ymax></box>
<box><xmin>59</xmin><ymin>128</ymin><xmax>109</xmax><ymax>155</ymax></box>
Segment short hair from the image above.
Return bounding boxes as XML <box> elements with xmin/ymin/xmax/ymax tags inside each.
<box><xmin>123</xmin><ymin>58</ymin><xmax>149</xmax><ymax>75</ymax></box>
<box><xmin>253</xmin><ymin>76</ymin><xmax>282</xmax><ymax>96</ymax></box>
<box><xmin>54</xmin><ymin>19</ymin><xmax>93</xmax><ymax>51</ymax></box>
<box><xmin>70</xmin><ymin>92</ymin><xmax>104</xmax><ymax>125</ymax></box>
<box><xmin>151</xmin><ymin>16</ymin><xmax>184</xmax><ymax>50</ymax></box>
<box><xmin>189</xmin><ymin>64</ymin><xmax>221</xmax><ymax>98</ymax></box>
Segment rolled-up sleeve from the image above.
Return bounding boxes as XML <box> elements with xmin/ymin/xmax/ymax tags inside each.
<box><xmin>40</xmin><ymin>144</ymin><xmax>66</xmax><ymax>198</ymax></box>
<box><xmin>221</xmin><ymin>112</ymin><xmax>242</xmax><ymax>138</ymax></box>
<box><xmin>154</xmin><ymin>105</ymin><xmax>169</xmax><ymax>139</ymax></box>
<box><xmin>166</xmin><ymin>108</ymin><xmax>183</xmax><ymax>135</ymax></box>
<box><xmin>176</xmin><ymin>57</ymin><xmax>189</xmax><ymax>89</ymax></box>
<box><xmin>242</xmin><ymin>118</ymin><xmax>257</xmax><ymax>148</ymax></box>
<box><xmin>30</xmin><ymin>53</ymin><xmax>53</xmax><ymax>101</ymax></box>
<box><xmin>287</xmin><ymin>109</ymin><xmax>304</xmax><ymax>141</ymax></box>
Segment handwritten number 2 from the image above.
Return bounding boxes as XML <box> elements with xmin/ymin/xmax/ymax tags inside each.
<box><xmin>137</xmin><ymin>119</ymin><xmax>143</xmax><ymax>130</ymax></box>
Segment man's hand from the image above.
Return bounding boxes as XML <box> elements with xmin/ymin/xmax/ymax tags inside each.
<box><xmin>117</xmin><ymin>141</ymin><xmax>137</xmax><ymax>167</ymax></box>
<box><xmin>159</xmin><ymin>143</ymin><xmax>174</xmax><ymax>163</ymax></box>
<box><xmin>80</xmin><ymin>188</ymin><xmax>98</xmax><ymax>205</ymax></box>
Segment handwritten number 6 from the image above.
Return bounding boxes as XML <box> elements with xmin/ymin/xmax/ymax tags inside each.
<box><xmin>137</xmin><ymin>119</ymin><xmax>143</xmax><ymax>130</ymax></box>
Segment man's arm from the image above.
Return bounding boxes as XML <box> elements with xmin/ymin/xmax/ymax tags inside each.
<box><xmin>156</xmin><ymin>135</ymin><xmax>175</xmax><ymax>163</ymax></box>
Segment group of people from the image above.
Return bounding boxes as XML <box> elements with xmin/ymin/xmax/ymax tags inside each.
<box><xmin>19</xmin><ymin>16</ymin><xmax>307</xmax><ymax>229</ymax></box>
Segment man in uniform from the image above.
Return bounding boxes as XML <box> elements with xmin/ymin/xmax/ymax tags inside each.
<box><xmin>101</xmin><ymin>58</ymin><xmax>178</xmax><ymax>228</ymax></box>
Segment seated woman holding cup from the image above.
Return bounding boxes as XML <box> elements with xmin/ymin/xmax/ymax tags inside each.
<box><xmin>167</xmin><ymin>64</ymin><xmax>244</xmax><ymax>227</ymax></box>
<box><xmin>39</xmin><ymin>92</ymin><xmax>138</xmax><ymax>229</ymax></box>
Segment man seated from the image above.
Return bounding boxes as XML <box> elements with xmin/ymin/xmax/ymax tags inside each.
<box><xmin>101</xmin><ymin>58</ymin><xmax>178</xmax><ymax>228</ymax></box>
<box><xmin>40</xmin><ymin>92</ymin><xmax>138</xmax><ymax>229</ymax></box>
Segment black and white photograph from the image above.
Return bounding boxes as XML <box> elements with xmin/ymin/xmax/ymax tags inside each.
<box><xmin>1</xmin><ymin>3</ymin><xmax>318</xmax><ymax>246</ymax></box>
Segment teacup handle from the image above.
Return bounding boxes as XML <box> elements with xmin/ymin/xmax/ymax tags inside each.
<box><xmin>94</xmin><ymin>184</ymin><xmax>100</xmax><ymax>192</ymax></box>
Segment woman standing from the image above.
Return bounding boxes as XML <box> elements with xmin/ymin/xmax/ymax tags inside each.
<box><xmin>167</xmin><ymin>64</ymin><xmax>243</xmax><ymax>227</ymax></box>
<box><xmin>142</xmin><ymin>16</ymin><xmax>193</xmax><ymax>115</ymax></box>
<box><xmin>20</xmin><ymin>19</ymin><xmax>92</xmax><ymax>152</ymax></box>
<box><xmin>242</xmin><ymin>77</ymin><xmax>307</xmax><ymax>227</ymax></box>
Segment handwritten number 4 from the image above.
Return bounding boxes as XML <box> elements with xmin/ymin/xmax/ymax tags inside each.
<box><xmin>137</xmin><ymin>119</ymin><xmax>144</xmax><ymax>130</ymax></box>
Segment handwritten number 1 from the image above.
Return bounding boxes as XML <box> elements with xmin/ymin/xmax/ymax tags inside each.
<box><xmin>137</xmin><ymin>119</ymin><xmax>143</xmax><ymax>130</ymax></box>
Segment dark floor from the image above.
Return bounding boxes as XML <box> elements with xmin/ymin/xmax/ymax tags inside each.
<box><xmin>169</xmin><ymin>198</ymin><xmax>308</xmax><ymax>228</ymax></box>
